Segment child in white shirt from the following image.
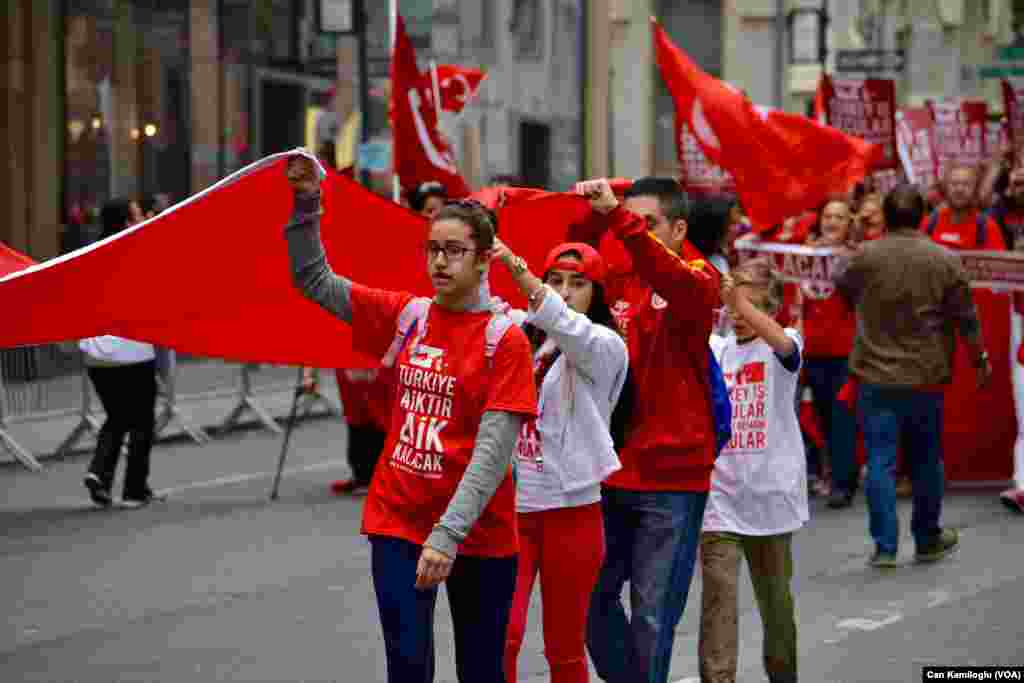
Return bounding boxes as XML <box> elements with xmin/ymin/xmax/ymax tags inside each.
<box><xmin>700</xmin><ymin>258</ymin><xmax>807</xmax><ymax>683</ymax></box>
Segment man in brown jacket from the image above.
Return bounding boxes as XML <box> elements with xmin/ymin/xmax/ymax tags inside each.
<box><xmin>837</xmin><ymin>184</ymin><xmax>993</xmax><ymax>568</ymax></box>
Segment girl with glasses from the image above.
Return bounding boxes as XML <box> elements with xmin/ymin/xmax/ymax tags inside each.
<box><xmin>284</xmin><ymin>155</ymin><xmax>537</xmax><ymax>683</ymax></box>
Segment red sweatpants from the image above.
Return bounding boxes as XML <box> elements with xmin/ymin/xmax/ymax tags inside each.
<box><xmin>504</xmin><ymin>502</ymin><xmax>605</xmax><ymax>683</ymax></box>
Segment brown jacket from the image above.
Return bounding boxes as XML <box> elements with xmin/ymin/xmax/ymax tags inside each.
<box><xmin>835</xmin><ymin>228</ymin><xmax>982</xmax><ymax>387</ymax></box>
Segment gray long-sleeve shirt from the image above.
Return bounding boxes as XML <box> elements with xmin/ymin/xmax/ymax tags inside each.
<box><xmin>285</xmin><ymin>191</ymin><xmax>522</xmax><ymax>558</ymax></box>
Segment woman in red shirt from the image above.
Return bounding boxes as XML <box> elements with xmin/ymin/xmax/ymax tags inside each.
<box><xmin>803</xmin><ymin>198</ymin><xmax>860</xmax><ymax>508</ymax></box>
<box><xmin>283</xmin><ymin>155</ymin><xmax>538</xmax><ymax>683</ymax></box>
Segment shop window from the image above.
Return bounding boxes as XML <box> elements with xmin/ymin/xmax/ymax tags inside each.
<box><xmin>63</xmin><ymin>1</ymin><xmax>190</xmax><ymax>249</ymax></box>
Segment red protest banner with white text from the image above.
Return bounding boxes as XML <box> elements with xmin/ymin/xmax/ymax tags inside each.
<box><xmin>1002</xmin><ymin>79</ymin><xmax>1024</xmax><ymax>146</ymax></box>
<box><xmin>928</xmin><ymin>99</ymin><xmax>988</xmax><ymax>175</ymax></box>
<box><xmin>896</xmin><ymin>106</ymin><xmax>940</xmax><ymax>189</ymax></box>
<box><xmin>675</xmin><ymin>116</ymin><xmax>736</xmax><ymax>195</ymax></box>
<box><xmin>819</xmin><ymin>76</ymin><xmax>899</xmax><ymax>170</ymax></box>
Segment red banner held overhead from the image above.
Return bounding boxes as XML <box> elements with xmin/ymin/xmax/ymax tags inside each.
<box><xmin>896</xmin><ymin>106</ymin><xmax>940</xmax><ymax>190</ymax></box>
<box><xmin>819</xmin><ymin>76</ymin><xmax>899</xmax><ymax>170</ymax></box>
<box><xmin>928</xmin><ymin>99</ymin><xmax>988</xmax><ymax>175</ymax></box>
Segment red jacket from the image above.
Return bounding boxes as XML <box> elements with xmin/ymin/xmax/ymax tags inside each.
<box><xmin>571</xmin><ymin>207</ymin><xmax>720</xmax><ymax>492</ymax></box>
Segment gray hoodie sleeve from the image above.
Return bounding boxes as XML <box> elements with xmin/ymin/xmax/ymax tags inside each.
<box><xmin>424</xmin><ymin>410</ymin><xmax>523</xmax><ymax>558</ymax></box>
<box><xmin>284</xmin><ymin>191</ymin><xmax>353</xmax><ymax>323</ymax></box>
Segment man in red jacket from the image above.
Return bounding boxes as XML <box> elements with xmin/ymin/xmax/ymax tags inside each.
<box><xmin>576</xmin><ymin>177</ymin><xmax>720</xmax><ymax>683</ymax></box>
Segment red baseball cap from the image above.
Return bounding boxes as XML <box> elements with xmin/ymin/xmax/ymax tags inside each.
<box><xmin>542</xmin><ymin>242</ymin><xmax>607</xmax><ymax>285</ymax></box>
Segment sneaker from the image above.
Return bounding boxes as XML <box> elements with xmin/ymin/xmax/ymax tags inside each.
<box><xmin>827</xmin><ymin>489</ymin><xmax>855</xmax><ymax>509</ymax></box>
<box><xmin>915</xmin><ymin>528</ymin><xmax>959</xmax><ymax>563</ymax></box>
<box><xmin>330</xmin><ymin>478</ymin><xmax>368</xmax><ymax>495</ymax></box>
<box><xmin>84</xmin><ymin>474</ymin><xmax>113</xmax><ymax>507</ymax></box>
<box><xmin>120</xmin><ymin>487</ymin><xmax>165</xmax><ymax>508</ymax></box>
<box><xmin>1000</xmin><ymin>488</ymin><xmax>1024</xmax><ymax>514</ymax></box>
<box><xmin>869</xmin><ymin>550</ymin><xmax>901</xmax><ymax>568</ymax></box>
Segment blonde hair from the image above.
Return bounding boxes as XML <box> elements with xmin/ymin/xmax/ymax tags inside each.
<box><xmin>732</xmin><ymin>258</ymin><xmax>784</xmax><ymax>313</ymax></box>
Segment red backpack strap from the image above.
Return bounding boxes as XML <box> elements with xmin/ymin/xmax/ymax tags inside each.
<box><xmin>381</xmin><ymin>297</ymin><xmax>431</xmax><ymax>368</ymax></box>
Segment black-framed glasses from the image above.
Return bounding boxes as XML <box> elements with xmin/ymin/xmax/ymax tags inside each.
<box><xmin>424</xmin><ymin>241</ymin><xmax>477</xmax><ymax>261</ymax></box>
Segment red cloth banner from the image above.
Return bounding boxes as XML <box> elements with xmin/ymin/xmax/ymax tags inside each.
<box><xmin>652</xmin><ymin>20</ymin><xmax>880</xmax><ymax>230</ymax></box>
<box><xmin>734</xmin><ymin>239</ymin><xmax>1014</xmax><ymax>482</ymax></box>
<box><xmin>928</xmin><ymin>99</ymin><xmax>989</xmax><ymax>175</ymax></box>
<box><xmin>819</xmin><ymin>76</ymin><xmax>899</xmax><ymax>170</ymax></box>
<box><xmin>390</xmin><ymin>15</ymin><xmax>470</xmax><ymax>197</ymax></box>
<box><xmin>0</xmin><ymin>151</ymin><xmax>587</xmax><ymax>366</ymax></box>
<box><xmin>896</xmin><ymin>106</ymin><xmax>940</xmax><ymax>189</ymax></box>
<box><xmin>0</xmin><ymin>242</ymin><xmax>35</xmax><ymax>276</ymax></box>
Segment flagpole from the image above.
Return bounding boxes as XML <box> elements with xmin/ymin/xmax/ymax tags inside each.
<box><xmin>390</xmin><ymin>0</ymin><xmax>401</xmax><ymax>203</ymax></box>
<box><xmin>429</xmin><ymin>59</ymin><xmax>443</xmax><ymax>122</ymax></box>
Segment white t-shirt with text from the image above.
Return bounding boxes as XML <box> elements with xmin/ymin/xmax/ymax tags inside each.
<box><xmin>704</xmin><ymin>329</ymin><xmax>809</xmax><ymax>536</ymax></box>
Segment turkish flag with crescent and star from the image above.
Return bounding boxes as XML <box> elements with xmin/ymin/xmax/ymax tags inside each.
<box><xmin>390</xmin><ymin>14</ymin><xmax>471</xmax><ymax>198</ymax></box>
<box><xmin>653</xmin><ymin>19</ymin><xmax>881</xmax><ymax>230</ymax></box>
<box><xmin>426</xmin><ymin>64</ymin><xmax>487</xmax><ymax>114</ymax></box>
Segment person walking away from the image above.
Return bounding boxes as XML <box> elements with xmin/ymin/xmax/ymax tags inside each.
<box><xmin>573</xmin><ymin>177</ymin><xmax>720</xmax><ymax>683</ymax></box>
<box><xmin>701</xmin><ymin>260</ymin><xmax>806</xmax><ymax>683</ymax></box>
<box><xmin>492</xmin><ymin>238</ymin><xmax>630</xmax><ymax>683</ymax></box>
<box><xmin>836</xmin><ymin>184</ymin><xmax>992</xmax><ymax>567</ymax></box>
<box><xmin>284</xmin><ymin>155</ymin><xmax>537</xmax><ymax>683</ymax></box>
<box><xmin>81</xmin><ymin>198</ymin><xmax>162</xmax><ymax>508</ymax></box>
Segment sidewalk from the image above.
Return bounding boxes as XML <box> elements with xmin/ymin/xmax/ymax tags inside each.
<box><xmin>0</xmin><ymin>361</ymin><xmax>342</xmax><ymax>467</ymax></box>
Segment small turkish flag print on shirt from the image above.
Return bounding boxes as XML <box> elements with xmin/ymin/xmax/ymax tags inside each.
<box><xmin>738</xmin><ymin>362</ymin><xmax>765</xmax><ymax>385</ymax></box>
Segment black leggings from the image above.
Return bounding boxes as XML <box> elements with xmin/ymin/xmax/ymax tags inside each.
<box><xmin>86</xmin><ymin>361</ymin><xmax>157</xmax><ymax>497</ymax></box>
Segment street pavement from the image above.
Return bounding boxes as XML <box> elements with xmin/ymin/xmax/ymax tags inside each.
<box><xmin>2</xmin><ymin>413</ymin><xmax>1023</xmax><ymax>682</ymax></box>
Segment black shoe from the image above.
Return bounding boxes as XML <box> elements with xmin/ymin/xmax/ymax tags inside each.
<box><xmin>915</xmin><ymin>528</ymin><xmax>959</xmax><ymax>563</ymax></box>
<box><xmin>84</xmin><ymin>473</ymin><xmax>113</xmax><ymax>507</ymax></box>
<box><xmin>827</xmin><ymin>489</ymin><xmax>854</xmax><ymax>509</ymax></box>
<box><xmin>120</xmin><ymin>487</ymin><xmax>165</xmax><ymax>508</ymax></box>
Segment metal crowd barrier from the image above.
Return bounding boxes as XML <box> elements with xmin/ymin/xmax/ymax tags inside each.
<box><xmin>0</xmin><ymin>344</ymin><xmax>342</xmax><ymax>472</ymax></box>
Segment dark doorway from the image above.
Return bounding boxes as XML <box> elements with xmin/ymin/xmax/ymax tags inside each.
<box><xmin>519</xmin><ymin>121</ymin><xmax>552</xmax><ymax>189</ymax></box>
<box><xmin>260</xmin><ymin>80</ymin><xmax>305</xmax><ymax>155</ymax></box>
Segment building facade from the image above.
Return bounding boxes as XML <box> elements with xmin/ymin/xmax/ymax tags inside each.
<box><xmin>0</xmin><ymin>0</ymin><xmax>584</xmax><ymax>262</ymax></box>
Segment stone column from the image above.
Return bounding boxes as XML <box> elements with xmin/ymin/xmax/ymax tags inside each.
<box><xmin>190</xmin><ymin>0</ymin><xmax>222</xmax><ymax>192</ymax></box>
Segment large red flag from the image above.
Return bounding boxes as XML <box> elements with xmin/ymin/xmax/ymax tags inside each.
<box><xmin>0</xmin><ymin>242</ymin><xmax>35</xmax><ymax>276</ymax></box>
<box><xmin>0</xmin><ymin>151</ymin><xmax>586</xmax><ymax>365</ymax></box>
<box><xmin>653</xmin><ymin>20</ymin><xmax>880</xmax><ymax>230</ymax></box>
<box><xmin>390</xmin><ymin>15</ymin><xmax>471</xmax><ymax>197</ymax></box>
<box><xmin>428</xmin><ymin>64</ymin><xmax>487</xmax><ymax>114</ymax></box>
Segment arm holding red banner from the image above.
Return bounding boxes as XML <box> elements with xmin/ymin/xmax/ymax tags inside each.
<box><xmin>284</xmin><ymin>157</ymin><xmax>355</xmax><ymax>324</ymax></box>
<box><xmin>573</xmin><ymin>179</ymin><xmax>718</xmax><ymax>324</ymax></box>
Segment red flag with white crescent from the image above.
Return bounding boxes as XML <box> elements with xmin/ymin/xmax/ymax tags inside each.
<box><xmin>389</xmin><ymin>15</ymin><xmax>471</xmax><ymax>197</ymax></box>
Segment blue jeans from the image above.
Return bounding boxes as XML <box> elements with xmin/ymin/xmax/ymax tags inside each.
<box><xmin>857</xmin><ymin>384</ymin><xmax>945</xmax><ymax>555</ymax></box>
<box><xmin>369</xmin><ymin>536</ymin><xmax>517</xmax><ymax>683</ymax></box>
<box><xmin>586</xmin><ymin>487</ymin><xmax>707</xmax><ymax>683</ymax></box>
<box><xmin>804</xmin><ymin>357</ymin><xmax>858</xmax><ymax>494</ymax></box>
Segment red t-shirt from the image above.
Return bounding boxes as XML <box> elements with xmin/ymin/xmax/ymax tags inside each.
<box><xmin>350</xmin><ymin>284</ymin><xmax>538</xmax><ymax>557</ymax></box>
<box><xmin>598</xmin><ymin>208</ymin><xmax>721</xmax><ymax>493</ymax></box>
<box><xmin>801</xmin><ymin>282</ymin><xmax>856</xmax><ymax>358</ymax></box>
<box><xmin>919</xmin><ymin>207</ymin><xmax>1007</xmax><ymax>251</ymax></box>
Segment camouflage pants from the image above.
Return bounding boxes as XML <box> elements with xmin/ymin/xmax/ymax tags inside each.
<box><xmin>698</xmin><ymin>531</ymin><xmax>797</xmax><ymax>683</ymax></box>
